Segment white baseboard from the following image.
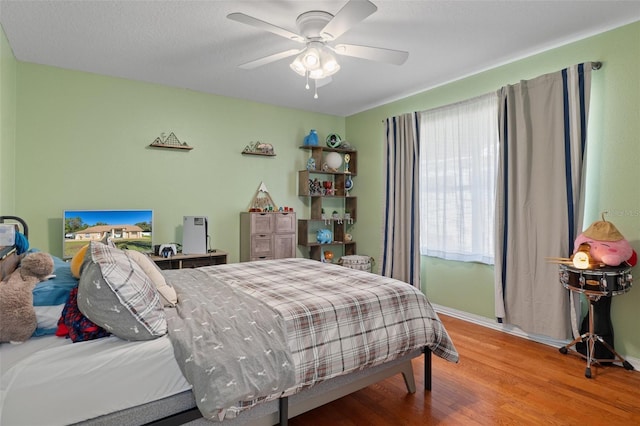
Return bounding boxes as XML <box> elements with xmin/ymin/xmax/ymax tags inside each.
<box><xmin>432</xmin><ymin>303</ymin><xmax>639</xmax><ymax>372</ymax></box>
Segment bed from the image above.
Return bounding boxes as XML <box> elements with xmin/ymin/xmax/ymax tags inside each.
<box><xmin>0</xmin><ymin>231</ymin><xmax>458</xmax><ymax>425</ymax></box>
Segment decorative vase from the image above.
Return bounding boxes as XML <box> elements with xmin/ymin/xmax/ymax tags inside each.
<box><xmin>304</xmin><ymin>129</ymin><xmax>319</xmax><ymax>146</ymax></box>
<box><xmin>306</xmin><ymin>157</ymin><xmax>316</xmax><ymax>170</ymax></box>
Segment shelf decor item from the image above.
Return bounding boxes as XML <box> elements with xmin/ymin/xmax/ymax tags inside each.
<box><xmin>149</xmin><ymin>132</ymin><xmax>193</xmax><ymax>150</ymax></box>
<box><xmin>316</xmin><ymin>229</ymin><xmax>332</xmax><ymax>244</ymax></box>
<box><xmin>326</xmin><ymin>133</ymin><xmax>342</xmax><ymax>148</ymax></box>
<box><xmin>345</xmin><ymin>175</ymin><xmax>354</xmax><ymax>195</ymax></box>
<box><xmin>248</xmin><ymin>181</ymin><xmax>278</xmax><ymax>212</ymax></box>
<box><xmin>324</xmin><ymin>152</ymin><xmax>342</xmax><ymax>172</ymax></box>
<box><xmin>242</xmin><ymin>141</ymin><xmax>275</xmax><ymax>156</ymax></box>
<box><xmin>306</xmin><ymin>157</ymin><xmax>316</xmax><ymax>170</ymax></box>
<box><xmin>304</xmin><ymin>129</ymin><xmax>319</xmax><ymax>146</ymax></box>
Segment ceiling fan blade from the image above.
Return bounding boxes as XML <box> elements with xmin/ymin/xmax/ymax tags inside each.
<box><xmin>227</xmin><ymin>12</ymin><xmax>304</xmax><ymax>42</ymax></box>
<box><xmin>238</xmin><ymin>49</ymin><xmax>302</xmax><ymax>70</ymax></box>
<box><xmin>320</xmin><ymin>0</ymin><xmax>378</xmax><ymax>41</ymax></box>
<box><xmin>334</xmin><ymin>44</ymin><xmax>409</xmax><ymax>65</ymax></box>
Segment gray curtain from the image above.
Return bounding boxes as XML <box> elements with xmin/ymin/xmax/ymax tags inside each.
<box><xmin>381</xmin><ymin>113</ymin><xmax>421</xmax><ymax>287</ymax></box>
<box><xmin>495</xmin><ymin>63</ymin><xmax>592</xmax><ymax>339</ymax></box>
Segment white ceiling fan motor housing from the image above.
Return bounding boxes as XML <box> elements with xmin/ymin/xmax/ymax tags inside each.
<box><xmin>296</xmin><ymin>11</ymin><xmax>334</xmax><ymax>40</ymax></box>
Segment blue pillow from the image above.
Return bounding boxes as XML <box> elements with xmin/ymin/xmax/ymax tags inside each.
<box><xmin>33</xmin><ymin>255</ymin><xmax>78</xmax><ymax>306</ymax></box>
<box><xmin>28</xmin><ymin>254</ymin><xmax>78</xmax><ymax>337</ymax></box>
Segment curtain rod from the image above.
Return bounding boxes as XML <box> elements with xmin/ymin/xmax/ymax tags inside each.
<box><xmin>382</xmin><ymin>61</ymin><xmax>603</xmax><ymax>122</ymax></box>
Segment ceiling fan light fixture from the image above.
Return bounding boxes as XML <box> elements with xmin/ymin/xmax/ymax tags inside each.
<box><xmin>320</xmin><ymin>49</ymin><xmax>340</xmax><ymax>76</ymax></box>
<box><xmin>289</xmin><ymin>56</ymin><xmax>307</xmax><ymax>76</ymax></box>
<box><xmin>302</xmin><ymin>49</ymin><xmax>320</xmax><ymax>68</ymax></box>
<box><xmin>290</xmin><ymin>43</ymin><xmax>340</xmax><ymax>82</ymax></box>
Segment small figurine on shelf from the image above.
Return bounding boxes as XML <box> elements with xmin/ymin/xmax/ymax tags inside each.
<box><xmin>345</xmin><ymin>175</ymin><xmax>354</xmax><ymax>197</ymax></box>
<box><xmin>344</xmin><ymin>211</ymin><xmax>353</xmax><ymax>225</ymax></box>
<box><xmin>306</xmin><ymin>157</ymin><xmax>316</xmax><ymax>171</ymax></box>
<box><xmin>323</xmin><ymin>181</ymin><xmax>334</xmax><ymax>196</ymax></box>
<box><xmin>332</xmin><ymin>211</ymin><xmax>342</xmax><ymax>224</ymax></box>
<box><xmin>316</xmin><ymin>229</ymin><xmax>332</xmax><ymax>244</ymax></box>
<box><xmin>309</xmin><ymin>178</ymin><xmax>323</xmax><ymax>196</ymax></box>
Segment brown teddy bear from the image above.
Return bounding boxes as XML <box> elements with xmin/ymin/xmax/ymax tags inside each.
<box><xmin>0</xmin><ymin>252</ymin><xmax>54</xmax><ymax>343</ymax></box>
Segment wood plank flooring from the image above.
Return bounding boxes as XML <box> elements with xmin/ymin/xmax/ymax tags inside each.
<box><xmin>289</xmin><ymin>314</ymin><xmax>640</xmax><ymax>425</ymax></box>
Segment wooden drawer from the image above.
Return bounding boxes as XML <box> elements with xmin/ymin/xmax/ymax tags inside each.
<box><xmin>250</xmin><ymin>255</ymin><xmax>274</xmax><ymax>261</ymax></box>
<box><xmin>250</xmin><ymin>213</ymin><xmax>274</xmax><ymax>234</ymax></box>
<box><xmin>250</xmin><ymin>234</ymin><xmax>273</xmax><ymax>258</ymax></box>
<box><xmin>275</xmin><ymin>212</ymin><xmax>296</xmax><ymax>233</ymax></box>
<box><xmin>274</xmin><ymin>233</ymin><xmax>296</xmax><ymax>258</ymax></box>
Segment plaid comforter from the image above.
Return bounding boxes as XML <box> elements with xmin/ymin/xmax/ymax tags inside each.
<box><xmin>164</xmin><ymin>258</ymin><xmax>458</xmax><ymax>419</ymax></box>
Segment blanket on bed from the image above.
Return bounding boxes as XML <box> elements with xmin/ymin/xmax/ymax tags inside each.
<box><xmin>208</xmin><ymin>259</ymin><xmax>459</xmax><ymax>388</ymax></box>
<box><xmin>163</xmin><ymin>258</ymin><xmax>459</xmax><ymax>420</ymax></box>
<box><xmin>163</xmin><ymin>268</ymin><xmax>295</xmax><ymax>421</ymax></box>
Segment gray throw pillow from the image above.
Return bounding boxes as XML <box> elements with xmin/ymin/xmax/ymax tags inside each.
<box><xmin>78</xmin><ymin>241</ymin><xmax>167</xmax><ymax>340</ymax></box>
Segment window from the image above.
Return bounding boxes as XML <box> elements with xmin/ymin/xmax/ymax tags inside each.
<box><xmin>419</xmin><ymin>92</ymin><xmax>498</xmax><ymax>264</ymax></box>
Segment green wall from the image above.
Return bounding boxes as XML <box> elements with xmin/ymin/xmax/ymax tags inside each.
<box><xmin>0</xmin><ymin>24</ymin><xmax>16</xmax><ymax>213</ymax></box>
<box><xmin>12</xmin><ymin>62</ymin><xmax>344</xmax><ymax>262</ymax></box>
<box><xmin>347</xmin><ymin>21</ymin><xmax>640</xmax><ymax>358</ymax></box>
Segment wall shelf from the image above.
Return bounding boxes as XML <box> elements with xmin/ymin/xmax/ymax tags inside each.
<box><xmin>149</xmin><ymin>142</ymin><xmax>193</xmax><ymax>151</ymax></box>
<box><xmin>242</xmin><ymin>151</ymin><xmax>276</xmax><ymax>157</ymax></box>
<box><xmin>149</xmin><ymin>132</ymin><xmax>193</xmax><ymax>150</ymax></box>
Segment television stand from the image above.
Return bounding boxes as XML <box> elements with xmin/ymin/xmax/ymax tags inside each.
<box><xmin>150</xmin><ymin>250</ymin><xmax>227</xmax><ymax>270</ymax></box>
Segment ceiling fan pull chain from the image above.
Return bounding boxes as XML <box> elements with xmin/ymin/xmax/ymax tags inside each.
<box><xmin>314</xmin><ymin>79</ymin><xmax>319</xmax><ymax>99</ymax></box>
<box><xmin>305</xmin><ymin>71</ymin><xmax>310</xmax><ymax>90</ymax></box>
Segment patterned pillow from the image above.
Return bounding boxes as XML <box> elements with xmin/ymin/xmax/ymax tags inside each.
<box><xmin>77</xmin><ymin>241</ymin><xmax>167</xmax><ymax>341</ymax></box>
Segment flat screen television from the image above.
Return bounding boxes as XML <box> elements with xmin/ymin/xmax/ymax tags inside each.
<box><xmin>63</xmin><ymin>209</ymin><xmax>153</xmax><ymax>259</ymax></box>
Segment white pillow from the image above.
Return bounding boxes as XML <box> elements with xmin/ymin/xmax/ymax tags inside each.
<box><xmin>125</xmin><ymin>250</ymin><xmax>177</xmax><ymax>307</ymax></box>
<box><xmin>34</xmin><ymin>304</ymin><xmax>64</xmax><ymax>331</ymax></box>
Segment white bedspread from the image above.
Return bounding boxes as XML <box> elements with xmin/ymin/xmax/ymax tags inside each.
<box><xmin>0</xmin><ymin>334</ymin><xmax>191</xmax><ymax>426</ymax></box>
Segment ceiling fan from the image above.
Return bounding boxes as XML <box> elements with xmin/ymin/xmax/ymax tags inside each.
<box><xmin>227</xmin><ymin>0</ymin><xmax>409</xmax><ymax>97</ymax></box>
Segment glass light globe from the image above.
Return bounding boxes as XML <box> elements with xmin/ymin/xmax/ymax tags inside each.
<box><xmin>325</xmin><ymin>152</ymin><xmax>342</xmax><ymax>171</ymax></box>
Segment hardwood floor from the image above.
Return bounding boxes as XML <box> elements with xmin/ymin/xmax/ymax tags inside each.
<box><xmin>289</xmin><ymin>314</ymin><xmax>640</xmax><ymax>425</ymax></box>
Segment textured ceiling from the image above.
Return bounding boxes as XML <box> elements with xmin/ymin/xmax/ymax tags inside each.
<box><xmin>1</xmin><ymin>1</ymin><xmax>640</xmax><ymax>116</ymax></box>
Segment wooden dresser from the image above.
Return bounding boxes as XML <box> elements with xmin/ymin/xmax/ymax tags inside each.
<box><xmin>240</xmin><ymin>212</ymin><xmax>296</xmax><ymax>261</ymax></box>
